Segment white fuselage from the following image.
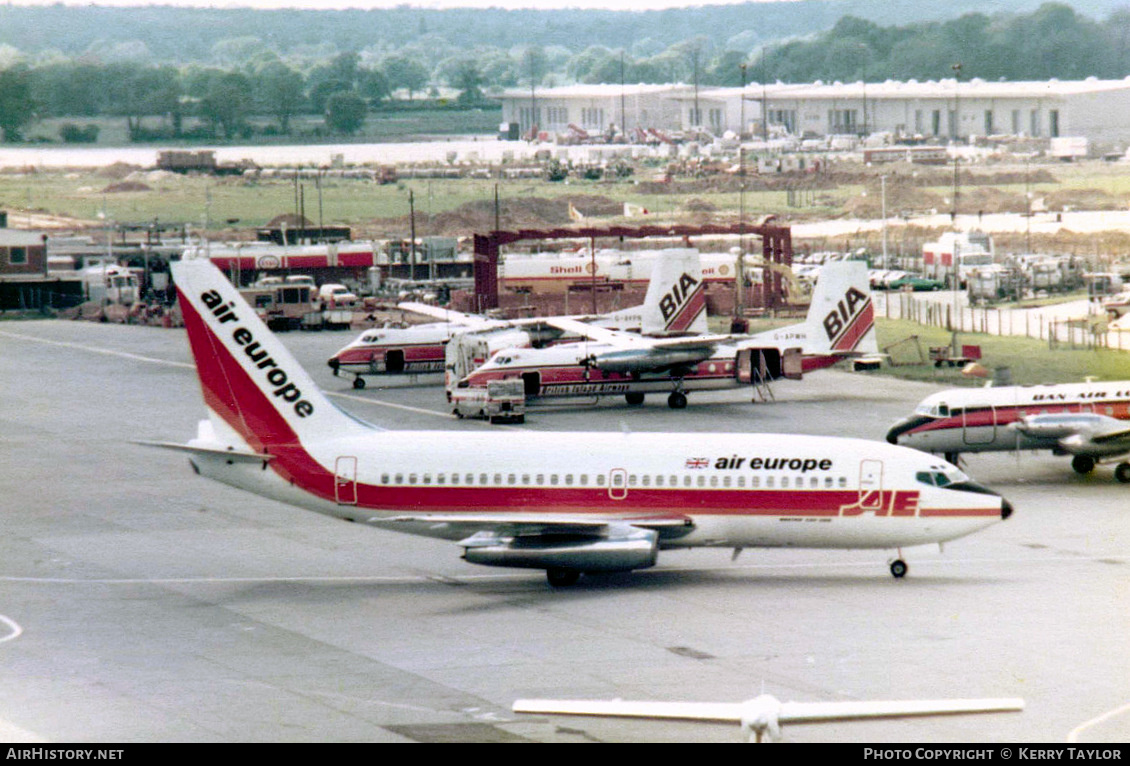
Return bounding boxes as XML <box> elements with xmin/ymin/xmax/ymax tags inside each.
<box><xmin>189</xmin><ymin>428</ymin><xmax>1009</xmax><ymax>551</ymax></box>
<box><xmin>888</xmin><ymin>381</ymin><xmax>1130</xmax><ymax>455</ymax></box>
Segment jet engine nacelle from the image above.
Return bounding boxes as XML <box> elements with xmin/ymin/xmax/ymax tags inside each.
<box><xmin>462</xmin><ymin>528</ymin><xmax>659</xmax><ymax>572</ymax></box>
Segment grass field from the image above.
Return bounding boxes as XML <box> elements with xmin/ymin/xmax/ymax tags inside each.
<box><xmin>871</xmin><ymin>318</ymin><xmax>1130</xmax><ymax>386</ymax></box>
<box><xmin>26</xmin><ymin>108</ymin><xmax>504</xmax><ymax>148</ymax></box>
<box><xmin>730</xmin><ymin>315</ymin><xmax>1130</xmax><ymax>386</ymax></box>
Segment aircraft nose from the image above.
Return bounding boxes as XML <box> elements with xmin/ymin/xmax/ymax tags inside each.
<box><xmin>328</xmin><ymin>357</ymin><xmax>340</xmax><ymax>371</ymax></box>
<box><xmin>886</xmin><ymin>418</ymin><xmax>909</xmax><ymax>444</ymax></box>
<box><xmin>886</xmin><ymin>415</ymin><xmax>931</xmax><ymax>445</ymax></box>
<box><xmin>1000</xmin><ymin>497</ymin><xmax>1014</xmax><ymax>520</ymax></box>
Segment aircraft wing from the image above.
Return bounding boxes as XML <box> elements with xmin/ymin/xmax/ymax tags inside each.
<box><xmin>541</xmin><ymin>316</ymin><xmax>653</xmax><ymax>348</ymax></box>
<box><xmin>775</xmin><ymin>697</ymin><xmax>1025</xmax><ymax>723</ymax></box>
<box><xmin>512</xmin><ymin>697</ymin><xmax>1022</xmax><ymax>723</ymax></box>
<box><xmin>396</xmin><ymin>302</ymin><xmax>506</xmax><ymax>331</ymax></box>
<box><xmin>512</xmin><ymin>695</ymin><xmax>1023</xmax><ymax>740</ymax></box>
<box><xmin>543</xmin><ymin>315</ymin><xmax>733</xmax><ymax>373</ymax></box>
<box><xmin>543</xmin><ymin>315</ymin><xmax>732</xmax><ymax>348</ymax></box>
<box><xmin>371</xmin><ymin>512</ymin><xmax>693</xmax><ymax>541</ymax></box>
<box><xmin>514</xmin><ymin>698</ymin><xmax>744</xmax><ymax>723</ymax></box>
<box><xmin>1088</xmin><ymin>424</ymin><xmax>1130</xmax><ymax>445</ymax></box>
<box><xmin>1013</xmin><ymin>413</ymin><xmax>1130</xmax><ymax>456</ymax></box>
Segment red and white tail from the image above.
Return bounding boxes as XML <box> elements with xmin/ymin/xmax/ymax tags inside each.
<box><xmin>751</xmin><ymin>261</ymin><xmax>877</xmax><ymax>357</ymax></box>
<box><xmin>173</xmin><ymin>258</ymin><xmax>369</xmax><ymax>453</ymax></box>
<box><xmin>638</xmin><ymin>249</ymin><xmax>708</xmax><ymax>336</ymax></box>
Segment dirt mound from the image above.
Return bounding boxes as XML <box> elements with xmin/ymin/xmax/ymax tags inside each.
<box><xmin>844</xmin><ymin>182</ymin><xmax>946</xmax><ymax>218</ymax></box>
<box><xmin>1044</xmin><ymin>187</ymin><xmax>1126</xmax><ymax>211</ymax></box>
<box><xmin>266</xmin><ymin>213</ymin><xmax>313</xmax><ymax>227</ymax></box>
<box><xmin>378</xmin><ymin>195</ymin><xmax>626</xmax><ymax>236</ymax></box>
<box><xmin>681</xmin><ymin>197</ymin><xmax>717</xmax><ymax>212</ymax></box>
<box><xmin>96</xmin><ymin>162</ymin><xmax>143</xmax><ymax>179</ymax></box>
<box><xmin>102</xmin><ymin>181</ymin><xmax>152</xmax><ymax>193</ymax></box>
<box><xmin>960</xmin><ymin>186</ymin><xmax>1026</xmax><ymax>215</ymax></box>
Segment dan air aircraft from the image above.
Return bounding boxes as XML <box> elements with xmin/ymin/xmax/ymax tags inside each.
<box><xmin>326</xmin><ymin>249</ymin><xmax>705</xmax><ymax>389</ymax></box>
<box><xmin>154</xmin><ymin>258</ymin><xmax>1011</xmax><ymax>587</ymax></box>
<box><xmin>453</xmin><ymin>261</ymin><xmax>878</xmax><ymax>410</ymax></box>
<box><xmin>888</xmin><ymin>380</ymin><xmax>1130</xmax><ymax>482</ymax></box>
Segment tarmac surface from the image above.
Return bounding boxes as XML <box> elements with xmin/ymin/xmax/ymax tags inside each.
<box><xmin>1</xmin><ymin>319</ymin><xmax>1128</xmax><ymax>743</ymax></box>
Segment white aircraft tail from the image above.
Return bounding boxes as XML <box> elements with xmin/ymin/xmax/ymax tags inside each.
<box><xmin>752</xmin><ymin>261</ymin><xmax>877</xmax><ymax>356</ymax></box>
<box><xmin>172</xmin><ymin>259</ymin><xmax>371</xmax><ymax>453</ymax></box>
<box><xmin>636</xmin><ymin>249</ymin><xmax>708</xmax><ymax>336</ymax></box>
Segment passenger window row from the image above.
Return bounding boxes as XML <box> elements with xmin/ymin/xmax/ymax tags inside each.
<box><xmin>375</xmin><ymin>472</ymin><xmax>849</xmax><ymax>489</ymax></box>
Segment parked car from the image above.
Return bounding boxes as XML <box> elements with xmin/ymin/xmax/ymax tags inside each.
<box><xmin>876</xmin><ymin>270</ymin><xmax>908</xmax><ymax>289</ymax></box>
<box><xmin>887</xmin><ymin>274</ymin><xmax>946</xmax><ymax>291</ymax></box>
<box><xmin>317</xmin><ymin>283</ymin><xmax>359</xmax><ymax>308</ymax></box>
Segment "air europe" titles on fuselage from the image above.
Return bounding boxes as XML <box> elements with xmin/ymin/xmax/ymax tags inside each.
<box><xmin>691</xmin><ymin>455</ymin><xmax>835</xmax><ymax>472</ymax></box>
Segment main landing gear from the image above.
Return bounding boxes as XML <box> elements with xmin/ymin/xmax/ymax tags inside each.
<box><xmin>546</xmin><ymin>568</ymin><xmax>581</xmax><ymax>587</ymax></box>
<box><xmin>1071</xmin><ymin>456</ymin><xmax>1130</xmax><ymax>483</ymax></box>
<box><xmin>623</xmin><ymin>391</ymin><xmax>689</xmax><ymax>408</ymax></box>
<box><xmin>667</xmin><ymin>391</ymin><xmax>688</xmax><ymax>409</ymax></box>
<box><xmin>1072</xmin><ymin>455</ymin><xmax>1095</xmax><ymax>474</ymax></box>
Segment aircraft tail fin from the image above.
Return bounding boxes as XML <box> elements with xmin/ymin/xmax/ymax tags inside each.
<box><xmin>172</xmin><ymin>258</ymin><xmax>372</xmax><ymax>454</ymax></box>
<box><xmin>638</xmin><ymin>249</ymin><xmax>709</xmax><ymax>336</ymax></box>
<box><xmin>752</xmin><ymin>261</ymin><xmax>877</xmax><ymax>356</ymax></box>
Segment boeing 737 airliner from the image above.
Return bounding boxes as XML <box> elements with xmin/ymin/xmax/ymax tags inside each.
<box><xmin>155</xmin><ymin>259</ymin><xmax>1013</xmax><ymax>586</ymax></box>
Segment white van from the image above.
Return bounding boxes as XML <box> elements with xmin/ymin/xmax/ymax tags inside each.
<box><xmin>451</xmin><ymin>379</ymin><xmax>526</xmax><ymax>424</ymax></box>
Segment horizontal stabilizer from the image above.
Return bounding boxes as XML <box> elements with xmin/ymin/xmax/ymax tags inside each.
<box><xmin>132</xmin><ymin>440</ymin><xmax>274</xmax><ymax>463</ymax></box>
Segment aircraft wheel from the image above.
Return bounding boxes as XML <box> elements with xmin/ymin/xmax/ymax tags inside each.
<box><xmin>1116</xmin><ymin>463</ymin><xmax>1130</xmax><ymax>484</ymax></box>
<box><xmin>546</xmin><ymin>568</ymin><xmax>581</xmax><ymax>587</ymax></box>
<box><xmin>943</xmin><ymin>452</ymin><xmax>960</xmax><ymax>465</ymax></box>
<box><xmin>668</xmin><ymin>391</ymin><xmax>688</xmax><ymax>409</ymax></box>
<box><xmin>625</xmin><ymin>392</ymin><xmax>645</xmax><ymax>406</ymax></box>
<box><xmin>1072</xmin><ymin>455</ymin><xmax>1096</xmax><ymax>474</ymax></box>
<box><xmin>352</xmin><ymin>377</ymin><xmax>366</xmax><ymax>390</ymax></box>
<box><xmin>890</xmin><ymin>559</ymin><xmax>908</xmax><ymax>579</ymax></box>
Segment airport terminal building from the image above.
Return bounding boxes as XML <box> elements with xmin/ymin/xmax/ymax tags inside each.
<box><xmin>498</xmin><ymin>78</ymin><xmax>1130</xmax><ymax>148</ymax></box>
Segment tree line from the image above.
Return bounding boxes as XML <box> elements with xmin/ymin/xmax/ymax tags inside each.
<box><xmin>2</xmin><ymin>3</ymin><xmax>1130</xmax><ymax>143</ymax></box>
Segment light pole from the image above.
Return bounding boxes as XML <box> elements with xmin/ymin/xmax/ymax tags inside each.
<box><xmin>881</xmin><ymin>174</ymin><xmax>888</xmax><ymax>267</ymax></box>
<box><xmin>951</xmin><ymin>63</ymin><xmax>962</xmax><ymax>226</ymax></box>
<box><xmin>1025</xmin><ymin>155</ymin><xmax>1032</xmax><ymax>253</ymax></box>
<box><xmin>737</xmin><ymin>62</ymin><xmax>748</xmax><ymax>318</ymax></box>
<box><xmin>858</xmin><ymin>43</ymin><xmax>871</xmax><ymax>136</ymax></box>
<box><xmin>761</xmin><ymin>45</ymin><xmax>770</xmax><ymax>141</ymax></box>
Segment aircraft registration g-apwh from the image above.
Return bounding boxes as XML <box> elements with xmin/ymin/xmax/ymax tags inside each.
<box><xmin>149</xmin><ymin>258</ymin><xmax>1013</xmax><ymax>587</ymax></box>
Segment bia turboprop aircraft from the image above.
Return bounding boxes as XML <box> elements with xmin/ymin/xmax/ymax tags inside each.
<box><xmin>158</xmin><ymin>259</ymin><xmax>1011</xmax><ymax>587</ymax></box>
<box><xmin>454</xmin><ymin>261</ymin><xmax>877</xmax><ymax>409</ymax></box>
<box><xmin>326</xmin><ymin>249</ymin><xmax>708</xmax><ymax>389</ymax></box>
<box><xmin>512</xmin><ymin>694</ymin><xmax>1024</xmax><ymax>743</ymax></box>
<box><xmin>888</xmin><ymin>381</ymin><xmax>1130</xmax><ymax>482</ymax></box>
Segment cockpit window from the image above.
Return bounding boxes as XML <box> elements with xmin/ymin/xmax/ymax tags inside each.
<box><xmin>916</xmin><ymin>471</ymin><xmax>954</xmax><ymax>487</ymax></box>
